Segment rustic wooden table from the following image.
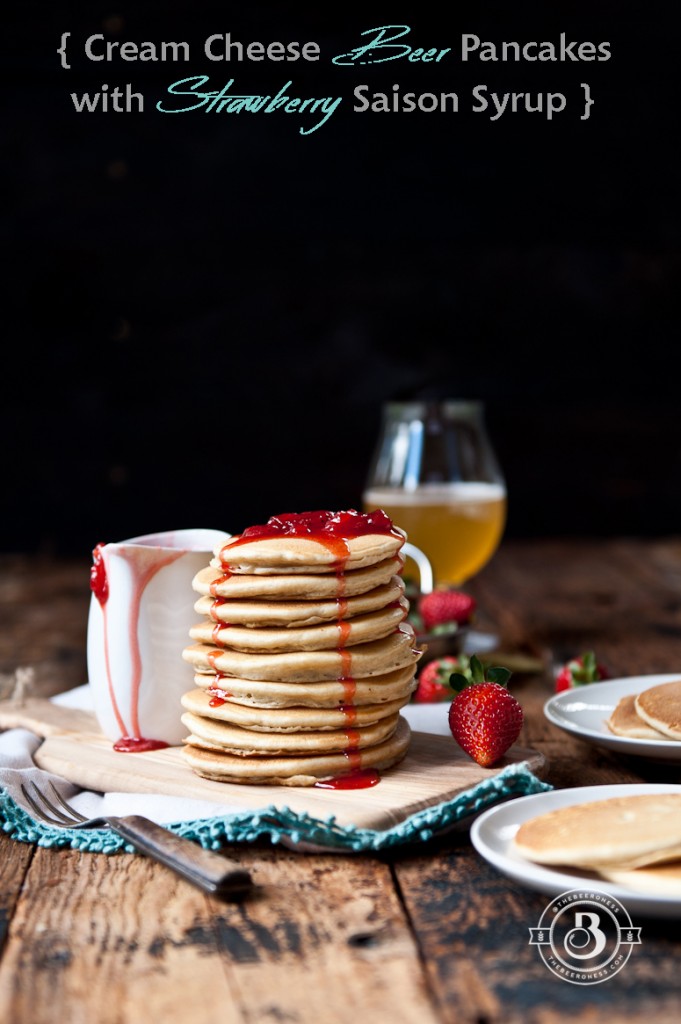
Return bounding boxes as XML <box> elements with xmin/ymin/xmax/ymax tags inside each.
<box><xmin>1</xmin><ymin>539</ymin><xmax>681</xmax><ymax>1023</ymax></box>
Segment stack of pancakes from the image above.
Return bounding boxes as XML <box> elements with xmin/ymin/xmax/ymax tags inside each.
<box><xmin>606</xmin><ymin>679</ymin><xmax>681</xmax><ymax>740</ymax></box>
<box><xmin>181</xmin><ymin>513</ymin><xmax>420</xmax><ymax>785</ymax></box>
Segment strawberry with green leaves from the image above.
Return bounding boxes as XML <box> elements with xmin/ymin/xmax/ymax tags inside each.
<box><xmin>413</xmin><ymin>655</ymin><xmax>471</xmax><ymax>703</ymax></box>
<box><xmin>448</xmin><ymin>655</ymin><xmax>524</xmax><ymax>767</ymax></box>
<box><xmin>555</xmin><ymin>651</ymin><xmax>609</xmax><ymax>692</ymax></box>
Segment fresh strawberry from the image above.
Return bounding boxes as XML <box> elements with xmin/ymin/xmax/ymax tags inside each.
<box><xmin>413</xmin><ymin>655</ymin><xmax>470</xmax><ymax>703</ymax></box>
<box><xmin>447</xmin><ymin>655</ymin><xmax>523</xmax><ymax>767</ymax></box>
<box><xmin>419</xmin><ymin>589</ymin><xmax>477</xmax><ymax>631</ymax></box>
<box><xmin>555</xmin><ymin>651</ymin><xmax>609</xmax><ymax>692</ymax></box>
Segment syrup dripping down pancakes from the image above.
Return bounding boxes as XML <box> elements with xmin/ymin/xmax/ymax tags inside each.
<box><xmin>181</xmin><ymin>510</ymin><xmax>420</xmax><ymax>786</ymax></box>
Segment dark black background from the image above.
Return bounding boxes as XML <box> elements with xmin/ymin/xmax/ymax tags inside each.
<box><xmin>3</xmin><ymin>2</ymin><xmax>678</xmax><ymax>554</ymax></box>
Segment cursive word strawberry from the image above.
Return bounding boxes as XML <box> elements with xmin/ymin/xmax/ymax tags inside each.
<box><xmin>555</xmin><ymin>651</ymin><xmax>609</xmax><ymax>693</ymax></box>
<box><xmin>418</xmin><ymin>589</ymin><xmax>477</xmax><ymax>632</ymax></box>
<box><xmin>448</xmin><ymin>655</ymin><xmax>523</xmax><ymax>767</ymax></box>
<box><xmin>413</xmin><ymin>655</ymin><xmax>472</xmax><ymax>703</ymax></box>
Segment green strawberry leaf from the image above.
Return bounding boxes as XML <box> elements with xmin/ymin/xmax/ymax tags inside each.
<box><xmin>470</xmin><ymin>654</ymin><xmax>486</xmax><ymax>684</ymax></box>
<box><xmin>450</xmin><ymin>655</ymin><xmax>512</xmax><ymax>692</ymax></box>
<box><xmin>571</xmin><ymin>651</ymin><xmax>601</xmax><ymax>685</ymax></box>
<box><xmin>486</xmin><ymin>666</ymin><xmax>512</xmax><ymax>688</ymax></box>
<box><xmin>582</xmin><ymin>651</ymin><xmax>596</xmax><ymax>672</ymax></box>
<box><xmin>449</xmin><ymin>672</ymin><xmax>471</xmax><ymax>694</ymax></box>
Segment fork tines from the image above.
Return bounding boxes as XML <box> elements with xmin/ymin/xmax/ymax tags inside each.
<box><xmin>21</xmin><ymin>780</ymin><xmax>87</xmax><ymax>828</ymax></box>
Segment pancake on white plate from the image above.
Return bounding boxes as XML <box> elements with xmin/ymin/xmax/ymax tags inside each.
<box><xmin>634</xmin><ymin>680</ymin><xmax>681</xmax><ymax>740</ymax></box>
<box><xmin>596</xmin><ymin>860</ymin><xmax>681</xmax><ymax>896</ymax></box>
<box><xmin>606</xmin><ymin>694</ymin><xmax>670</xmax><ymax>739</ymax></box>
<box><xmin>512</xmin><ymin>793</ymin><xmax>681</xmax><ymax>868</ymax></box>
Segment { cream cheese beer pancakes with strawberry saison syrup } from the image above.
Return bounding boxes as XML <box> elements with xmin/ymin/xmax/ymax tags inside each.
<box><xmin>181</xmin><ymin>510</ymin><xmax>420</xmax><ymax>788</ymax></box>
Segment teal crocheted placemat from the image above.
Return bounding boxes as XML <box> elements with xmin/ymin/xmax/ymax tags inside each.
<box><xmin>1</xmin><ymin>762</ymin><xmax>551</xmax><ymax>853</ymax></box>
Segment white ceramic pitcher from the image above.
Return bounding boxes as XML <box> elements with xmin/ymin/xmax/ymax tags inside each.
<box><xmin>86</xmin><ymin>528</ymin><xmax>230</xmax><ymax>748</ymax></box>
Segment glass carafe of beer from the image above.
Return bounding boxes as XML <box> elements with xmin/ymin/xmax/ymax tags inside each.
<box><xmin>363</xmin><ymin>401</ymin><xmax>506</xmax><ymax>586</ymax></box>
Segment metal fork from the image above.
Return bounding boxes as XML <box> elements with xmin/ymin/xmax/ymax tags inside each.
<box><xmin>21</xmin><ymin>780</ymin><xmax>253</xmax><ymax>899</ymax></box>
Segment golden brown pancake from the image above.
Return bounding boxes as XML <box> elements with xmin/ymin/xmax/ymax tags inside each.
<box><xmin>194</xmin><ymin>577</ymin><xmax>404</xmax><ymax>627</ymax></box>
<box><xmin>181</xmin><ymin>715</ymin><xmax>411</xmax><ymax>786</ymax></box>
<box><xmin>213</xmin><ymin>528</ymin><xmax>405</xmax><ymax>574</ymax></box>
<box><xmin>181</xmin><ymin>687</ymin><xmax>409</xmax><ymax>731</ymax></box>
<box><xmin>189</xmin><ymin>599</ymin><xmax>408</xmax><ymax>654</ymax></box>
<box><xmin>191</xmin><ymin>664</ymin><xmax>418</xmax><ymax>708</ymax></box>
<box><xmin>180</xmin><ymin>709</ymin><xmax>399</xmax><ymax>755</ymax></box>
<box><xmin>634</xmin><ymin>681</ymin><xmax>681</xmax><ymax>739</ymax></box>
<box><xmin>606</xmin><ymin>694</ymin><xmax>669</xmax><ymax>739</ymax></box>
<box><xmin>195</xmin><ymin>555</ymin><xmax>404</xmax><ymax>599</ymax></box>
<box><xmin>182</xmin><ymin>625</ymin><xmax>420</xmax><ymax>682</ymax></box>
<box><xmin>596</xmin><ymin>860</ymin><xmax>681</xmax><ymax>896</ymax></box>
<box><xmin>512</xmin><ymin>794</ymin><xmax>681</xmax><ymax>868</ymax></box>
<box><xmin>592</xmin><ymin>844</ymin><xmax>681</xmax><ymax>871</ymax></box>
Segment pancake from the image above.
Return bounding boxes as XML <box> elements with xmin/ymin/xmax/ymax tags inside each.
<box><xmin>606</xmin><ymin>694</ymin><xmax>669</xmax><ymax>739</ymax></box>
<box><xmin>512</xmin><ymin>794</ymin><xmax>681</xmax><ymax>868</ymax></box>
<box><xmin>192</xmin><ymin>664</ymin><xmax>418</xmax><ymax>708</ymax></box>
<box><xmin>194</xmin><ymin>577</ymin><xmax>405</xmax><ymax>627</ymax></box>
<box><xmin>593</xmin><ymin>843</ymin><xmax>681</xmax><ymax>871</ymax></box>
<box><xmin>180</xmin><ymin>709</ymin><xmax>399</xmax><ymax>754</ymax></box>
<box><xmin>596</xmin><ymin>861</ymin><xmax>681</xmax><ymax>896</ymax></box>
<box><xmin>214</xmin><ymin>527</ymin><xmax>406</xmax><ymax>574</ymax></box>
<box><xmin>181</xmin><ymin>687</ymin><xmax>409</xmax><ymax>731</ymax></box>
<box><xmin>181</xmin><ymin>715</ymin><xmax>411</xmax><ymax>786</ymax></box>
<box><xmin>189</xmin><ymin>599</ymin><xmax>408</xmax><ymax>653</ymax></box>
<box><xmin>183</xmin><ymin>626</ymin><xmax>420</xmax><ymax>681</ymax></box>
<box><xmin>634</xmin><ymin>681</ymin><xmax>681</xmax><ymax>739</ymax></box>
<box><xmin>195</xmin><ymin>555</ymin><xmax>404</xmax><ymax>600</ymax></box>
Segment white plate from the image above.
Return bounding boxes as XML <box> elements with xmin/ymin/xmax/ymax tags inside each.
<box><xmin>544</xmin><ymin>673</ymin><xmax>681</xmax><ymax>760</ymax></box>
<box><xmin>471</xmin><ymin>784</ymin><xmax>681</xmax><ymax>919</ymax></box>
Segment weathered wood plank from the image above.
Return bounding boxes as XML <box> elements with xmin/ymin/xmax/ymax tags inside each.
<box><xmin>207</xmin><ymin>847</ymin><xmax>440</xmax><ymax>1024</ymax></box>
<box><xmin>392</xmin><ymin>844</ymin><xmax>681</xmax><ymax>1024</ymax></box>
<box><xmin>0</xmin><ymin>834</ymin><xmax>34</xmax><ymax>958</ymax></box>
<box><xmin>0</xmin><ymin>555</ymin><xmax>89</xmax><ymax>700</ymax></box>
<box><xmin>0</xmin><ymin>846</ymin><xmax>241</xmax><ymax>1024</ymax></box>
<box><xmin>472</xmin><ymin>539</ymin><xmax>681</xmax><ymax>677</ymax></box>
<box><xmin>0</xmin><ymin>842</ymin><xmax>440</xmax><ymax>1024</ymax></box>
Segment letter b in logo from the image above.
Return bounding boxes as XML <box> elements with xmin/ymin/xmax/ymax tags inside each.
<box><xmin>564</xmin><ymin>912</ymin><xmax>607</xmax><ymax>959</ymax></box>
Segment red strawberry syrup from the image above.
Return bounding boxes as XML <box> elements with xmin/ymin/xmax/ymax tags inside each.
<box><xmin>314</xmin><ymin>769</ymin><xmax>380</xmax><ymax>790</ymax></box>
<box><xmin>217</xmin><ymin>509</ymin><xmax>402</xmax><ymax>570</ymax></box>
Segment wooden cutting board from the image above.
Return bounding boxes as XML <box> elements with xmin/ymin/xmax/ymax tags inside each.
<box><xmin>0</xmin><ymin>698</ymin><xmax>546</xmax><ymax>832</ymax></box>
